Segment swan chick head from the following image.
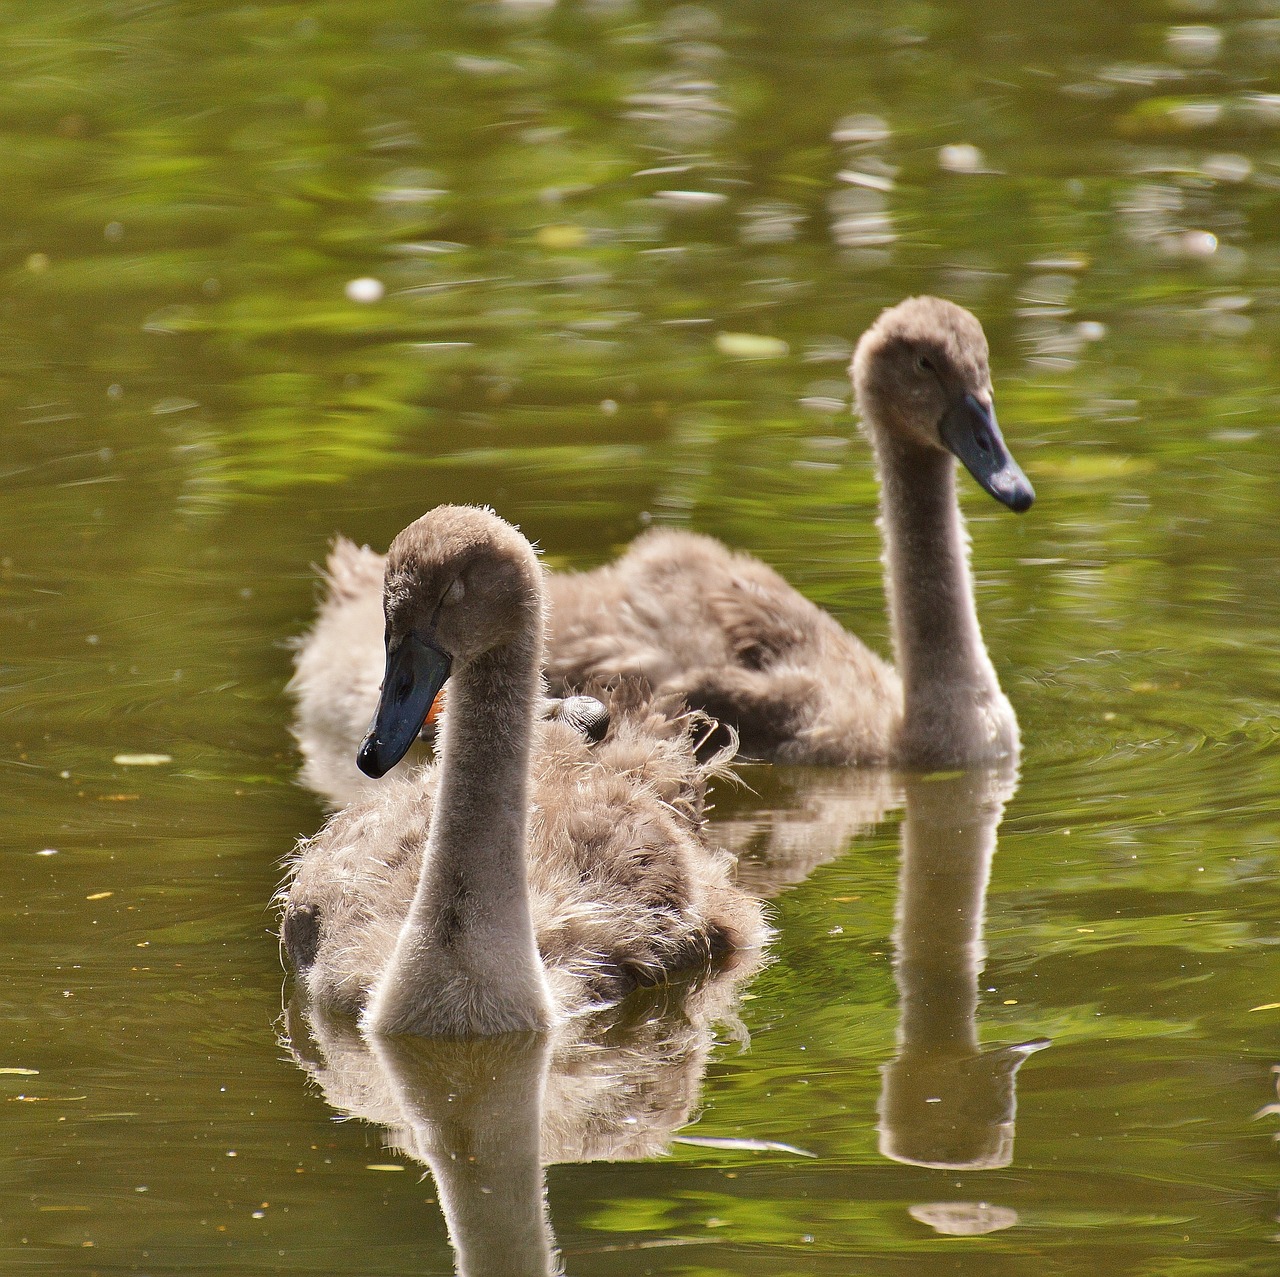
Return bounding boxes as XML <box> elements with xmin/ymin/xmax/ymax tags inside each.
<box><xmin>851</xmin><ymin>296</ymin><xmax>1033</xmax><ymax>513</ymax></box>
<box><xmin>358</xmin><ymin>506</ymin><xmax>543</xmax><ymax>777</ymax></box>
<box><xmin>385</xmin><ymin>505</ymin><xmax>543</xmax><ymax>664</ymax></box>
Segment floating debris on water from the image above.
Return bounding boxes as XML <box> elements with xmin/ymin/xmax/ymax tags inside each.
<box><xmin>672</xmin><ymin>1135</ymin><xmax>816</xmax><ymax>1158</ymax></box>
<box><xmin>345</xmin><ymin>277</ymin><xmax>385</xmax><ymax>303</ymax></box>
<box><xmin>714</xmin><ymin>332</ymin><xmax>789</xmax><ymax>359</ymax></box>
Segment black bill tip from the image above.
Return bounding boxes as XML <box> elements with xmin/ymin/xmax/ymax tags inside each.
<box><xmin>357</xmin><ymin>634</ymin><xmax>453</xmax><ymax>778</ymax></box>
<box><xmin>939</xmin><ymin>393</ymin><xmax>1034</xmax><ymax>514</ymax></box>
<box><xmin>988</xmin><ymin>466</ymin><xmax>1035</xmax><ymax>514</ymax></box>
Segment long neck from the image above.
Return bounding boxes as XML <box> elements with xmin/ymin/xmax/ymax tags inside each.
<box><xmin>873</xmin><ymin>433</ymin><xmax>1009</xmax><ymax>765</ymax></box>
<box><xmin>364</xmin><ymin>611</ymin><xmax>553</xmax><ymax>1037</ymax></box>
<box><xmin>428</xmin><ymin>627</ymin><xmax>541</xmax><ymax>933</ymax></box>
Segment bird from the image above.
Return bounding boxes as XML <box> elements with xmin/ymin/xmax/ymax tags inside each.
<box><xmin>287</xmin><ymin>539</ymin><xmax>608</xmax><ymax>809</ymax></box>
<box><xmin>288</xmin><ymin>296</ymin><xmax>1032</xmax><ymax>778</ymax></box>
<box><xmin>279</xmin><ymin>504</ymin><xmax>767</xmax><ymax>1038</ymax></box>
<box><xmin>545</xmin><ymin>295</ymin><xmax>1033</xmax><ymax>767</ymax></box>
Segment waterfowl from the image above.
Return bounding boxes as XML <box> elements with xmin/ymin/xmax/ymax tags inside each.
<box><xmin>288</xmin><ymin>541</ymin><xmax>607</xmax><ymax>810</ymax></box>
<box><xmin>280</xmin><ymin>505</ymin><xmax>766</xmax><ymax>1038</ymax></box>
<box><xmin>289</xmin><ymin>539</ymin><xmax>415</xmax><ymax>807</ymax></box>
<box><xmin>546</xmin><ymin>296</ymin><xmax>1033</xmax><ymax>767</ymax></box>
<box><xmin>288</xmin><ymin>296</ymin><xmax>1032</xmax><ymax>777</ymax></box>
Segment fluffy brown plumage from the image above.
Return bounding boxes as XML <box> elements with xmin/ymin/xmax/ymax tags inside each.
<box><xmin>546</xmin><ymin>297</ymin><xmax>1033</xmax><ymax>767</ymax></box>
<box><xmin>283</xmin><ymin>688</ymin><xmax>762</xmax><ymax>1016</ymax></box>
<box><xmin>288</xmin><ymin>540</ymin><xmax>431</xmax><ymax>807</ymax></box>
<box><xmin>288</xmin><ymin>297</ymin><xmax>1033</xmax><ymax>776</ymax></box>
<box><xmin>543</xmin><ymin>527</ymin><xmax>904</xmax><ymax>764</ymax></box>
<box><xmin>280</xmin><ymin>506</ymin><xmax>766</xmax><ymax>1038</ymax></box>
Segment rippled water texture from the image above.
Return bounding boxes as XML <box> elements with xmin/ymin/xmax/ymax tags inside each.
<box><xmin>3</xmin><ymin>2</ymin><xmax>1280</xmax><ymax>1274</ymax></box>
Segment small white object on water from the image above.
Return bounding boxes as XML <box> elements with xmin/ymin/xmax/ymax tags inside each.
<box><xmin>831</xmin><ymin>114</ymin><xmax>890</xmax><ymax>145</ymax></box>
<box><xmin>1202</xmin><ymin>153</ymin><xmax>1252</xmax><ymax>183</ymax></box>
<box><xmin>673</xmin><ymin>1134</ymin><xmax>816</xmax><ymax>1158</ymax></box>
<box><xmin>715</xmin><ymin>332</ymin><xmax>789</xmax><ymax>359</ymax></box>
<box><xmin>1181</xmin><ymin>230</ymin><xmax>1218</xmax><ymax>258</ymax></box>
<box><xmin>938</xmin><ymin>143</ymin><xmax>985</xmax><ymax>174</ymax></box>
<box><xmin>1166</xmin><ymin>24</ymin><xmax>1223</xmax><ymax>64</ymax></box>
<box><xmin>345</xmin><ymin>277</ymin><xmax>385</xmax><ymax>303</ymax></box>
<box><xmin>654</xmin><ymin>190</ymin><xmax>728</xmax><ymax>208</ymax></box>
<box><xmin>150</xmin><ymin>397</ymin><xmax>200</xmax><ymax>415</ymax></box>
<box><xmin>837</xmin><ymin>169</ymin><xmax>895</xmax><ymax>192</ymax></box>
<box><xmin>113</xmin><ymin>753</ymin><xmax>172</xmax><ymax>766</ymax></box>
<box><xmin>1169</xmin><ymin>101</ymin><xmax>1222</xmax><ymax>129</ymax></box>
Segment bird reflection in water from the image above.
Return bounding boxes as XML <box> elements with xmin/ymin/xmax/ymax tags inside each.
<box><xmin>710</xmin><ymin>760</ymin><xmax>1048</xmax><ymax>1226</ymax></box>
<box><xmin>282</xmin><ymin>957</ymin><xmax>763</xmax><ymax>1277</ymax></box>
<box><xmin>281</xmin><ymin>763</ymin><xmax>1050</xmax><ymax>1260</ymax></box>
<box><xmin>710</xmin><ymin>762</ymin><xmax>898</xmax><ymax>898</ymax></box>
<box><xmin>688</xmin><ymin>758</ymin><xmax>1049</xmax><ymax>1235</ymax></box>
<box><xmin>879</xmin><ymin>765</ymin><xmax>1050</xmax><ymax>1234</ymax></box>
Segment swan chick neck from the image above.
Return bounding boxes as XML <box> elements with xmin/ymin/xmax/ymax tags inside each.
<box><xmin>361</xmin><ymin>506</ymin><xmax>554</xmax><ymax>1037</ymax></box>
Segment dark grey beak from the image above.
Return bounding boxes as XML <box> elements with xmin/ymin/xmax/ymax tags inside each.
<box><xmin>939</xmin><ymin>393</ymin><xmax>1034</xmax><ymax>513</ymax></box>
<box><xmin>357</xmin><ymin>634</ymin><xmax>453</xmax><ymax>778</ymax></box>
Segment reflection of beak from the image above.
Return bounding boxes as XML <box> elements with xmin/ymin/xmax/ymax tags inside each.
<box><xmin>939</xmin><ymin>393</ymin><xmax>1034</xmax><ymax>513</ymax></box>
<box><xmin>357</xmin><ymin>634</ymin><xmax>453</xmax><ymax>778</ymax></box>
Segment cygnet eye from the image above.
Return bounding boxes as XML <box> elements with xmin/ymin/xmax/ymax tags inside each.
<box><xmin>444</xmin><ymin>576</ymin><xmax>466</xmax><ymax>605</ymax></box>
<box><xmin>915</xmin><ymin>353</ymin><xmax>936</xmax><ymax>374</ymax></box>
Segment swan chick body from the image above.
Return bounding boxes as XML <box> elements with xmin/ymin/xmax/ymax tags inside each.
<box><xmin>280</xmin><ymin>505</ymin><xmax>766</xmax><ymax>1038</ymax></box>
<box><xmin>287</xmin><ymin>297</ymin><xmax>1032</xmax><ymax>776</ymax></box>
<box><xmin>547</xmin><ymin>296</ymin><xmax>1033</xmax><ymax>768</ymax></box>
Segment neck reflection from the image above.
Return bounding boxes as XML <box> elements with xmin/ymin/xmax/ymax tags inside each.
<box><xmin>879</xmin><ymin>765</ymin><xmax>1049</xmax><ymax>1172</ymax></box>
<box><xmin>283</xmin><ymin>960</ymin><xmax>760</xmax><ymax>1277</ymax></box>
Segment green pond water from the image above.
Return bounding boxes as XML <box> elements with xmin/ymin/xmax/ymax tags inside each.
<box><xmin>4</xmin><ymin>2</ymin><xmax>1280</xmax><ymax>1273</ymax></box>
